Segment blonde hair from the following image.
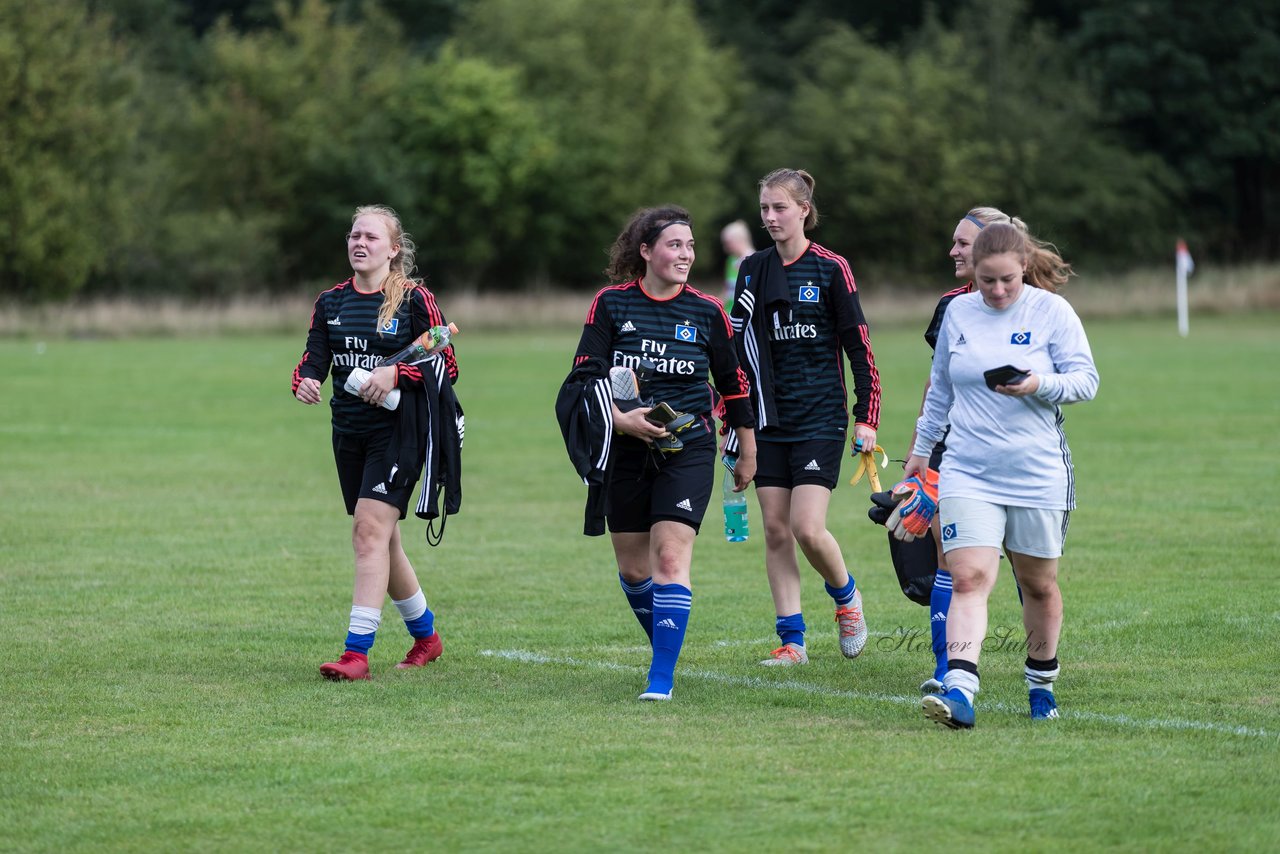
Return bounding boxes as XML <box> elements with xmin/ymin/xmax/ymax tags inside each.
<box><xmin>760</xmin><ymin>168</ymin><xmax>819</xmax><ymax>231</ymax></box>
<box><xmin>721</xmin><ymin>219</ymin><xmax>753</xmax><ymax>250</ymax></box>
<box><xmin>351</xmin><ymin>204</ymin><xmax>421</xmax><ymax>335</ymax></box>
<box><xmin>966</xmin><ymin>206</ymin><xmax>1022</xmax><ymax>230</ymax></box>
<box><xmin>971</xmin><ymin>221</ymin><xmax>1074</xmax><ymax>293</ymax></box>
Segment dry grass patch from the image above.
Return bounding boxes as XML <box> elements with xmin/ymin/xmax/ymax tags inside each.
<box><xmin>3</xmin><ymin>263</ymin><xmax>1277</xmax><ymax>339</ymax></box>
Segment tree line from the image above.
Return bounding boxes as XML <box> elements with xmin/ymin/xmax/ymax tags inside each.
<box><xmin>2</xmin><ymin>0</ymin><xmax>1276</xmax><ymax>300</ymax></box>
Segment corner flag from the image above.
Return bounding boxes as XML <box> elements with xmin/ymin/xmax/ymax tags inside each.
<box><xmin>1176</xmin><ymin>240</ymin><xmax>1194</xmax><ymax>276</ymax></box>
<box><xmin>1176</xmin><ymin>239</ymin><xmax>1194</xmax><ymax>337</ymax></box>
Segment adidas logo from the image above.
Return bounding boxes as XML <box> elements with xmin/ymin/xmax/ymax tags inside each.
<box><xmin>372</xmin><ymin>483</ymin><xmax>388</xmax><ymax>495</ymax></box>
<box><xmin>328</xmin><ymin>316</ymin><xmax>341</xmax><ymax>325</ymax></box>
<box><xmin>676</xmin><ymin>498</ymin><xmax>693</xmax><ymax>511</ymax></box>
<box><xmin>620</xmin><ymin>320</ymin><xmax>637</xmax><ymax>333</ymax></box>
<box><xmin>955</xmin><ymin>333</ymin><xmax>966</xmax><ymax>345</ymax></box>
<box><xmin>804</xmin><ymin>459</ymin><xmax>821</xmax><ymax>471</ymax></box>
<box><xmin>931</xmin><ymin>611</ymin><xmax>947</xmax><ymax>622</ymax></box>
<box><xmin>656</xmin><ymin>618</ymin><xmax>678</xmax><ymax>630</ymax></box>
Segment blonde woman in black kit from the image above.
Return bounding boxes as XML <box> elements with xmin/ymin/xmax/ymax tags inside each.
<box><xmin>293</xmin><ymin>205</ymin><xmax>457</xmax><ymax>681</ymax></box>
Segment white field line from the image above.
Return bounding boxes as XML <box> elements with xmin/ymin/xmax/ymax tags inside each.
<box><xmin>712</xmin><ymin>630</ymin><xmax>905</xmax><ymax>648</ymax></box>
<box><xmin>480</xmin><ymin>648</ymin><xmax>1276</xmax><ymax>740</ymax></box>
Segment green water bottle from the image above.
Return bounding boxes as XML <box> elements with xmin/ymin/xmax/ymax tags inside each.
<box><xmin>722</xmin><ymin>457</ymin><xmax>748</xmax><ymax>542</ymax></box>
<box><xmin>386</xmin><ymin>322</ymin><xmax>458</xmax><ymax>366</ymax></box>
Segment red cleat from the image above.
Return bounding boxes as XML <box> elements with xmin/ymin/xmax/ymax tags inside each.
<box><xmin>320</xmin><ymin>650</ymin><xmax>370</xmax><ymax>681</ymax></box>
<box><xmin>396</xmin><ymin>633</ymin><xmax>443</xmax><ymax>669</ymax></box>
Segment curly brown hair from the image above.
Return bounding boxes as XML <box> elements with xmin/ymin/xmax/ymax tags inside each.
<box><xmin>605</xmin><ymin>205</ymin><xmax>693</xmax><ymax>283</ymax></box>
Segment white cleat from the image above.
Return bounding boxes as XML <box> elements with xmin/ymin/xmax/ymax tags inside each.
<box><xmin>835</xmin><ymin>589</ymin><xmax>868</xmax><ymax>659</ymax></box>
<box><xmin>920</xmin><ymin>677</ymin><xmax>945</xmax><ymax>695</ymax></box>
<box><xmin>760</xmin><ymin>643</ymin><xmax>809</xmax><ymax>666</ymax></box>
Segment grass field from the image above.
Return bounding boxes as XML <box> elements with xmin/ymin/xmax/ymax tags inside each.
<box><xmin>2</xmin><ymin>313</ymin><xmax>1278</xmax><ymax>852</ymax></box>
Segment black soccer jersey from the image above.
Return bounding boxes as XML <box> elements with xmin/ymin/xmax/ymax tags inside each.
<box><xmin>574</xmin><ymin>280</ymin><xmax>753</xmax><ymax>432</ymax></box>
<box><xmin>925</xmin><ymin>282</ymin><xmax>974</xmax><ymax>351</ymax></box>
<box><xmin>757</xmin><ymin>243</ymin><xmax>881</xmax><ymax>440</ymax></box>
<box><xmin>920</xmin><ymin>281</ymin><xmax>972</xmax><ymax>462</ymax></box>
<box><xmin>292</xmin><ymin>278</ymin><xmax>457</xmax><ymax>435</ymax></box>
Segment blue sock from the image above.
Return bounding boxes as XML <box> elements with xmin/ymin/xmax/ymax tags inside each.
<box><xmin>824</xmin><ymin>574</ymin><xmax>857</xmax><ymax>608</ymax></box>
<box><xmin>930</xmin><ymin>569</ymin><xmax>952</xmax><ymax>680</ymax></box>
<box><xmin>393</xmin><ymin>590</ymin><xmax>435</xmax><ymax>639</ymax></box>
<box><xmin>647</xmin><ymin>583</ymin><xmax>692</xmax><ymax>695</ymax></box>
<box><xmin>775</xmin><ymin>612</ymin><xmax>806</xmax><ymax>648</ymax></box>
<box><xmin>619</xmin><ymin>574</ymin><xmax>654</xmax><ymax>642</ymax></box>
<box><xmin>345</xmin><ymin>632</ymin><xmax>374</xmax><ymax>654</ymax></box>
<box><xmin>403</xmin><ymin>610</ymin><xmax>434</xmax><ymax>639</ymax></box>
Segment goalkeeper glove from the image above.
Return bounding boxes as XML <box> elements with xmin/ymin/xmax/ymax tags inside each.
<box><xmin>885</xmin><ymin>468</ymin><xmax>939</xmax><ymax>542</ymax></box>
<box><xmin>867</xmin><ymin>490</ymin><xmax>896</xmax><ymax>526</ymax></box>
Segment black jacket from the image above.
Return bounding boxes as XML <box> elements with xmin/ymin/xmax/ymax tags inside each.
<box><xmin>385</xmin><ymin>357</ymin><xmax>463</xmax><ymax>531</ymax></box>
<box><xmin>729</xmin><ymin>246</ymin><xmax>790</xmax><ymax>431</ymax></box>
<box><xmin>554</xmin><ymin>356</ymin><xmax>613</xmax><ymax>536</ymax></box>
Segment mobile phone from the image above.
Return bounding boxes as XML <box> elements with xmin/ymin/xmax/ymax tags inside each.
<box><xmin>645</xmin><ymin>402</ymin><xmax>679</xmax><ymax>426</ymax></box>
<box><xmin>983</xmin><ymin>365</ymin><xmax>1031</xmax><ymax>390</ymax></box>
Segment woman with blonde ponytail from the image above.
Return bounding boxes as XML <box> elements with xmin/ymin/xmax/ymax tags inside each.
<box><xmin>292</xmin><ymin>205</ymin><xmax>458</xmax><ymax>681</ymax></box>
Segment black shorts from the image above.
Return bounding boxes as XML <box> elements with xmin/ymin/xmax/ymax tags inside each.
<box><xmin>606</xmin><ymin>430</ymin><xmax>716</xmax><ymax>534</ymax></box>
<box><xmin>332</xmin><ymin>427</ymin><xmax>417</xmax><ymax>518</ymax></box>
<box><xmin>755</xmin><ymin>437</ymin><xmax>844</xmax><ymax>490</ymax></box>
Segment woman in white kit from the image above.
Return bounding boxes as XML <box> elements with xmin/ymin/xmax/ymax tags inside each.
<box><xmin>905</xmin><ymin>222</ymin><xmax>1099</xmax><ymax>729</ymax></box>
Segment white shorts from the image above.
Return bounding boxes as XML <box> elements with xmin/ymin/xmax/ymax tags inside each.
<box><xmin>938</xmin><ymin>497</ymin><xmax>1069</xmax><ymax>558</ymax></box>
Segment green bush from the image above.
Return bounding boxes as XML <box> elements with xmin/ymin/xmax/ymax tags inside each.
<box><xmin>0</xmin><ymin>0</ymin><xmax>138</xmax><ymax>300</ymax></box>
<box><xmin>451</xmin><ymin>0</ymin><xmax>737</xmax><ymax>286</ymax></box>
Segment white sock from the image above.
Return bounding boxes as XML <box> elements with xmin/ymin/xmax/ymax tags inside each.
<box><xmin>943</xmin><ymin>669</ymin><xmax>980</xmax><ymax>704</ymax></box>
<box><xmin>392</xmin><ymin>589</ymin><xmax>427</xmax><ymax>621</ymax></box>
<box><xmin>349</xmin><ymin>605</ymin><xmax>382</xmax><ymax>635</ymax></box>
<box><xmin>1025</xmin><ymin>663</ymin><xmax>1060</xmax><ymax>693</ymax></box>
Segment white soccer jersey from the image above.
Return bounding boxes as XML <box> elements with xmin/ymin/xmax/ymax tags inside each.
<box><xmin>912</xmin><ymin>286</ymin><xmax>1099</xmax><ymax>509</ymax></box>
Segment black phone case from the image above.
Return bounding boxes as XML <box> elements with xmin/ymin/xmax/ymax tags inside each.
<box><xmin>983</xmin><ymin>365</ymin><xmax>1030</xmax><ymax>390</ymax></box>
